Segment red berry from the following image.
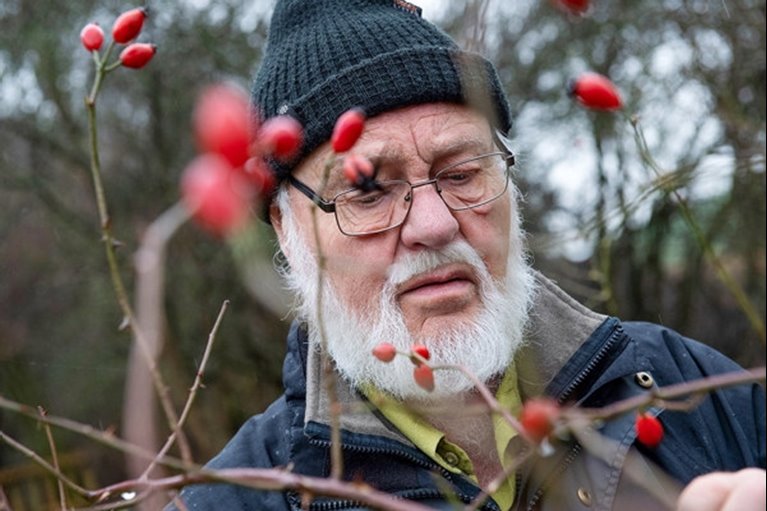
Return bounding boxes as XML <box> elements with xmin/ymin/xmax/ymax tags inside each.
<box><xmin>413</xmin><ymin>365</ymin><xmax>435</xmax><ymax>392</ymax></box>
<box><xmin>410</xmin><ymin>344</ymin><xmax>430</xmax><ymax>365</ymax></box>
<box><xmin>554</xmin><ymin>0</ymin><xmax>589</xmax><ymax>15</ymax></box>
<box><xmin>635</xmin><ymin>413</ymin><xmax>664</xmax><ymax>448</ymax></box>
<box><xmin>80</xmin><ymin>23</ymin><xmax>104</xmax><ymax>52</ymax></box>
<box><xmin>112</xmin><ymin>7</ymin><xmax>147</xmax><ymax>44</ymax></box>
<box><xmin>193</xmin><ymin>84</ymin><xmax>253</xmax><ymax>169</ymax></box>
<box><xmin>519</xmin><ymin>398</ymin><xmax>560</xmax><ymax>443</ymax></box>
<box><xmin>181</xmin><ymin>154</ymin><xmax>252</xmax><ymax>236</ymax></box>
<box><xmin>568</xmin><ymin>73</ymin><xmax>623</xmax><ymax>110</ymax></box>
<box><xmin>119</xmin><ymin>43</ymin><xmax>156</xmax><ymax>69</ymax></box>
<box><xmin>372</xmin><ymin>343</ymin><xmax>397</xmax><ymax>363</ymax></box>
<box><xmin>331</xmin><ymin>108</ymin><xmax>366</xmax><ymax>153</ymax></box>
<box><xmin>342</xmin><ymin>154</ymin><xmax>375</xmax><ymax>187</ymax></box>
<box><xmin>259</xmin><ymin>116</ymin><xmax>303</xmax><ymax>162</ymax></box>
<box><xmin>243</xmin><ymin>158</ymin><xmax>276</xmax><ymax>197</ymax></box>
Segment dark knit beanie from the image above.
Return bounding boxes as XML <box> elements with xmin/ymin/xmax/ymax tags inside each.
<box><xmin>252</xmin><ymin>0</ymin><xmax>512</xmax><ymax>213</ymax></box>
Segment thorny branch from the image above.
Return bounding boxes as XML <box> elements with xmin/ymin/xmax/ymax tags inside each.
<box><xmin>141</xmin><ymin>299</ymin><xmax>230</xmax><ymax>479</ymax></box>
<box><xmin>3</xmin><ymin>367</ymin><xmax>763</xmax><ymax>510</ymax></box>
<box><xmin>573</xmin><ymin>366</ymin><xmax>766</xmax><ymax>422</ymax></box>
<box><xmin>84</xmin><ymin>39</ymin><xmax>191</xmax><ymax>462</ymax></box>
<box><xmin>39</xmin><ymin>406</ymin><xmax>69</xmax><ymax>510</ymax></box>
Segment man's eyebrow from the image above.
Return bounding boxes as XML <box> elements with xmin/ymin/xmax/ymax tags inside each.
<box><xmin>434</xmin><ymin>134</ymin><xmax>495</xmax><ymax>156</ymax></box>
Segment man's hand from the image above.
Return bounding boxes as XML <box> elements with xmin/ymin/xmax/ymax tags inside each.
<box><xmin>677</xmin><ymin>468</ymin><xmax>766</xmax><ymax>511</ymax></box>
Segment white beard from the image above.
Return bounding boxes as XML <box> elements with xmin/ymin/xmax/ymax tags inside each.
<box><xmin>276</xmin><ymin>190</ymin><xmax>536</xmax><ymax>401</ymax></box>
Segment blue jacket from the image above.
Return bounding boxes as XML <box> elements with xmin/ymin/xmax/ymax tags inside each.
<box><xmin>169</xmin><ymin>274</ymin><xmax>765</xmax><ymax>510</ymax></box>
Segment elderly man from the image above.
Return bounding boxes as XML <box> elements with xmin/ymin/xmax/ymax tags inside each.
<box><xmin>169</xmin><ymin>1</ymin><xmax>765</xmax><ymax>509</ymax></box>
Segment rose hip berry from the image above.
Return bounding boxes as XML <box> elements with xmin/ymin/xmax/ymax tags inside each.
<box><xmin>331</xmin><ymin>108</ymin><xmax>366</xmax><ymax>153</ymax></box>
<box><xmin>413</xmin><ymin>365</ymin><xmax>435</xmax><ymax>392</ymax></box>
<box><xmin>119</xmin><ymin>43</ymin><xmax>156</xmax><ymax>69</ymax></box>
<box><xmin>193</xmin><ymin>84</ymin><xmax>253</xmax><ymax>169</ymax></box>
<box><xmin>567</xmin><ymin>73</ymin><xmax>623</xmax><ymax>110</ymax></box>
<box><xmin>112</xmin><ymin>7</ymin><xmax>147</xmax><ymax>44</ymax></box>
<box><xmin>555</xmin><ymin>0</ymin><xmax>589</xmax><ymax>15</ymax></box>
<box><xmin>259</xmin><ymin>115</ymin><xmax>303</xmax><ymax>163</ymax></box>
<box><xmin>519</xmin><ymin>398</ymin><xmax>560</xmax><ymax>443</ymax></box>
<box><xmin>635</xmin><ymin>413</ymin><xmax>664</xmax><ymax>448</ymax></box>
<box><xmin>372</xmin><ymin>343</ymin><xmax>397</xmax><ymax>363</ymax></box>
<box><xmin>410</xmin><ymin>344</ymin><xmax>430</xmax><ymax>365</ymax></box>
<box><xmin>80</xmin><ymin>23</ymin><xmax>104</xmax><ymax>52</ymax></box>
<box><xmin>181</xmin><ymin>154</ymin><xmax>252</xmax><ymax>236</ymax></box>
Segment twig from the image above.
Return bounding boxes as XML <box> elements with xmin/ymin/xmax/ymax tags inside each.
<box><xmin>630</xmin><ymin>116</ymin><xmax>766</xmax><ymax>345</ymax></box>
<box><xmin>464</xmin><ymin>449</ymin><xmax>535</xmax><ymax>511</ymax></box>
<box><xmin>0</xmin><ymin>430</ymin><xmax>89</xmax><ymax>496</ymax></box>
<box><xmin>86</xmin><ymin>468</ymin><xmax>437</xmax><ymax>511</ymax></box>
<box><xmin>421</xmin><ymin>361</ymin><xmax>536</xmax><ymax>510</ymax></box>
<box><xmin>427</xmin><ymin>362</ymin><xmax>765</xmax><ymax>510</ymax></box>
<box><xmin>428</xmin><ymin>362</ymin><xmax>532</xmax><ymax>444</ymax></box>
<box><xmin>141</xmin><ymin>300</ymin><xmax>230</xmax><ymax>478</ymax></box>
<box><xmin>568</xmin><ymin>421</ymin><xmax>681</xmax><ymax>509</ymax></box>
<box><xmin>573</xmin><ymin>366</ymin><xmax>766</xmax><ymax>422</ymax></box>
<box><xmin>0</xmin><ymin>396</ymin><xmax>192</xmax><ymax>475</ymax></box>
<box><xmin>38</xmin><ymin>406</ymin><xmax>69</xmax><ymax>510</ymax></box>
<box><xmin>309</xmin><ymin>156</ymin><xmax>344</xmax><ymax>480</ymax></box>
<box><xmin>3</xmin><ymin>417</ymin><xmax>433</xmax><ymax>511</ymax></box>
<box><xmin>84</xmin><ymin>44</ymin><xmax>187</xmax><ymax>459</ymax></box>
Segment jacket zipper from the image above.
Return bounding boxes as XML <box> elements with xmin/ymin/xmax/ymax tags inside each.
<box><xmin>306</xmin><ymin>438</ymin><xmax>500</xmax><ymax>510</ymax></box>
<box><xmin>557</xmin><ymin>325</ymin><xmax>624</xmax><ymax>404</ymax></box>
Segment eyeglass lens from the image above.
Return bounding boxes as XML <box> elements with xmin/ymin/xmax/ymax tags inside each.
<box><xmin>334</xmin><ymin>152</ymin><xmax>509</xmax><ymax>235</ymax></box>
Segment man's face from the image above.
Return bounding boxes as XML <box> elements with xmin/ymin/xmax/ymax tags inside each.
<box><xmin>272</xmin><ymin>103</ymin><xmax>533</xmax><ymax>398</ymax></box>
<box><xmin>277</xmin><ymin>103</ymin><xmax>512</xmax><ymax>335</ymax></box>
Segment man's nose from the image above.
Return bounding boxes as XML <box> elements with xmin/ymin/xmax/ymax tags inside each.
<box><xmin>399</xmin><ymin>184</ymin><xmax>459</xmax><ymax>249</ymax></box>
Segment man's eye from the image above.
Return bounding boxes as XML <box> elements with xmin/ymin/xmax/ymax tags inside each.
<box><xmin>441</xmin><ymin>168</ymin><xmax>480</xmax><ymax>184</ymax></box>
<box><xmin>347</xmin><ymin>190</ymin><xmax>388</xmax><ymax>207</ymax></box>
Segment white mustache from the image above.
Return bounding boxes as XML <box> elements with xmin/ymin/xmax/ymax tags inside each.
<box><xmin>385</xmin><ymin>240</ymin><xmax>487</xmax><ymax>288</ymax></box>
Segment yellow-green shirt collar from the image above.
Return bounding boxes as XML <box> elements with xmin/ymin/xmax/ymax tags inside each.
<box><xmin>361</xmin><ymin>365</ymin><xmax>522</xmax><ymax>510</ymax></box>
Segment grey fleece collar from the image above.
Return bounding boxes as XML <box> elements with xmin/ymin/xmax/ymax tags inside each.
<box><xmin>303</xmin><ymin>270</ymin><xmax>608</xmax><ymax>440</ymax></box>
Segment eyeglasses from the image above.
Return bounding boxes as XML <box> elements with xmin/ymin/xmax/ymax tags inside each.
<box><xmin>288</xmin><ymin>150</ymin><xmax>515</xmax><ymax>236</ymax></box>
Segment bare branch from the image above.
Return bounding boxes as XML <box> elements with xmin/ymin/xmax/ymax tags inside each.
<box><xmin>573</xmin><ymin>367</ymin><xmax>766</xmax><ymax>422</ymax></box>
<box><xmin>38</xmin><ymin>406</ymin><xmax>69</xmax><ymax>510</ymax></box>
<box><xmin>141</xmin><ymin>300</ymin><xmax>230</xmax><ymax>478</ymax></box>
<box><xmin>0</xmin><ymin>430</ymin><xmax>89</xmax><ymax>496</ymax></box>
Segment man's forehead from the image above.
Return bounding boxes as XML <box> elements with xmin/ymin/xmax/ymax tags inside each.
<box><xmin>293</xmin><ymin>103</ymin><xmax>496</xmax><ymax>183</ymax></box>
<box><xmin>360</xmin><ymin>104</ymin><xmax>493</xmax><ymax>151</ymax></box>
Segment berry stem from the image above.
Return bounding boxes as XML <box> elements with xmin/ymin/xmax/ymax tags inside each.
<box><xmin>309</xmin><ymin>155</ymin><xmax>344</xmax><ymax>480</ymax></box>
<box><xmin>429</xmin><ymin>363</ymin><xmax>532</xmax><ymax>444</ymax></box>
<box><xmin>86</xmin><ymin>40</ymin><xmax>115</xmax><ymax>105</ymax></box>
<box><xmin>425</xmin><ymin>361</ymin><xmax>537</xmax><ymax>511</ymax></box>
<box><xmin>83</xmin><ymin>46</ymin><xmax>192</xmax><ymax>465</ymax></box>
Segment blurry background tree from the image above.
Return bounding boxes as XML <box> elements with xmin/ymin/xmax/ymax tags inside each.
<box><xmin>0</xmin><ymin>0</ymin><xmax>764</xmax><ymax>504</ymax></box>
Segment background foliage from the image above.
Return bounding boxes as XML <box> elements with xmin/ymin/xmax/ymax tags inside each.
<box><xmin>1</xmin><ymin>0</ymin><xmax>764</xmax><ymax>499</ymax></box>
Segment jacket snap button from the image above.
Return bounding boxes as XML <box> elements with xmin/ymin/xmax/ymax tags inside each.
<box><xmin>444</xmin><ymin>452</ymin><xmax>459</xmax><ymax>467</ymax></box>
<box><xmin>634</xmin><ymin>371</ymin><xmax>654</xmax><ymax>388</ymax></box>
<box><xmin>577</xmin><ymin>487</ymin><xmax>592</xmax><ymax>507</ymax></box>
